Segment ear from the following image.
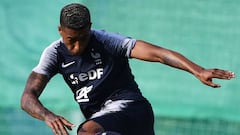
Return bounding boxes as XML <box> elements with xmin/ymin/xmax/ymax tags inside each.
<box><xmin>88</xmin><ymin>23</ymin><xmax>92</xmax><ymax>29</ymax></box>
<box><xmin>58</xmin><ymin>25</ymin><xmax>63</xmax><ymax>35</ymax></box>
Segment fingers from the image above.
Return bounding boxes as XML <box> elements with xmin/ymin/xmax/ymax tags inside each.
<box><xmin>60</xmin><ymin>117</ymin><xmax>76</xmax><ymax>130</ymax></box>
<box><xmin>199</xmin><ymin>69</ymin><xmax>235</xmax><ymax>88</ymax></box>
<box><xmin>48</xmin><ymin>119</ymin><xmax>68</xmax><ymax>135</ymax></box>
<box><xmin>204</xmin><ymin>80</ymin><xmax>221</xmax><ymax>88</ymax></box>
<box><xmin>211</xmin><ymin>69</ymin><xmax>235</xmax><ymax>80</ymax></box>
<box><xmin>57</xmin><ymin>118</ymin><xmax>69</xmax><ymax>135</ymax></box>
<box><xmin>45</xmin><ymin>115</ymin><xmax>75</xmax><ymax>135</ymax></box>
<box><xmin>52</xmin><ymin>120</ymin><xmax>67</xmax><ymax>135</ymax></box>
<box><xmin>201</xmin><ymin>78</ymin><xmax>220</xmax><ymax>88</ymax></box>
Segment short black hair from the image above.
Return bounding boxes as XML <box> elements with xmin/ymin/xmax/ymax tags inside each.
<box><xmin>60</xmin><ymin>3</ymin><xmax>91</xmax><ymax>29</ymax></box>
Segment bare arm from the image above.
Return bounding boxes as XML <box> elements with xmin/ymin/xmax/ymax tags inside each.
<box><xmin>130</xmin><ymin>40</ymin><xmax>235</xmax><ymax>87</ymax></box>
<box><xmin>21</xmin><ymin>71</ymin><xmax>74</xmax><ymax>135</ymax></box>
<box><xmin>21</xmin><ymin>71</ymin><xmax>50</xmax><ymax>120</ymax></box>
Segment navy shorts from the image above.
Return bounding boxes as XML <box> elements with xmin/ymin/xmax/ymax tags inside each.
<box><xmin>88</xmin><ymin>99</ymin><xmax>155</xmax><ymax>135</ymax></box>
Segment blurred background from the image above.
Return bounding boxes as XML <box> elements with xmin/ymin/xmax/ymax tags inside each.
<box><xmin>0</xmin><ymin>0</ymin><xmax>240</xmax><ymax>135</ymax></box>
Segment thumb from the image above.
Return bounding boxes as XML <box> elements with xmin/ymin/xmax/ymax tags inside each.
<box><xmin>203</xmin><ymin>79</ymin><xmax>220</xmax><ymax>88</ymax></box>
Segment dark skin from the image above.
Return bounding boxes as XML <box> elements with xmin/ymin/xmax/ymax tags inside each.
<box><xmin>21</xmin><ymin>24</ymin><xmax>235</xmax><ymax>135</ymax></box>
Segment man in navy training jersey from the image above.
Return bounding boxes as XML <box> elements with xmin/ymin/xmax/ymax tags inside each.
<box><xmin>21</xmin><ymin>3</ymin><xmax>235</xmax><ymax>135</ymax></box>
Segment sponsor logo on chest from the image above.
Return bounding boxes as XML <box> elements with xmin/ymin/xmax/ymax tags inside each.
<box><xmin>68</xmin><ymin>48</ymin><xmax>104</xmax><ymax>103</ymax></box>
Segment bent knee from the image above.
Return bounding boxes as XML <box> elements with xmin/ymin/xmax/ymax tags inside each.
<box><xmin>77</xmin><ymin>120</ymin><xmax>104</xmax><ymax>135</ymax></box>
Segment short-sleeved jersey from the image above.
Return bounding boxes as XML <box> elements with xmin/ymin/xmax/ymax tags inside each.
<box><xmin>33</xmin><ymin>29</ymin><xmax>145</xmax><ymax>118</ymax></box>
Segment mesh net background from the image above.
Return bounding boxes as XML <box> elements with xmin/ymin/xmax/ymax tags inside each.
<box><xmin>1</xmin><ymin>0</ymin><xmax>239</xmax><ymax>135</ymax></box>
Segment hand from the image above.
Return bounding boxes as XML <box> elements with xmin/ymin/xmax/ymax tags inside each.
<box><xmin>197</xmin><ymin>68</ymin><xmax>235</xmax><ymax>88</ymax></box>
<box><xmin>44</xmin><ymin>113</ymin><xmax>75</xmax><ymax>135</ymax></box>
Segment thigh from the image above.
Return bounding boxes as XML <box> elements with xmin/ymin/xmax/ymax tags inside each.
<box><xmin>90</xmin><ymin>100</ymin><xmax>155</xmax><ymax>135</ymax></box>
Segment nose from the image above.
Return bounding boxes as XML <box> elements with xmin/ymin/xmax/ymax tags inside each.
<box><xmin>73</xmin><ymin>40</ymin><xmax>81</xmax><ymax>51</ymax></box>
<box><xmin>74</xmin><ymin>40</ymin><xmax>81</xmax><ymax>48</ymax></box>
<box><xmin>72</xmin><ymin>40</ymin><xmax>88</xmax><ymax>55</ymax></box>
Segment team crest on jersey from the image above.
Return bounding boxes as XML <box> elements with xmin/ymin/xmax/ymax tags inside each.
<box><xmin>90</xmin><ymin>48</ymin><xmax>102</xmax><ymax>65</ymax></box>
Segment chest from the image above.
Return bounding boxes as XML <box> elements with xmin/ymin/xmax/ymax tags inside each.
<box><xmin>57</xmin><ymin>44</ymin><xmax>114</xmax><ymax>90</ymax></box>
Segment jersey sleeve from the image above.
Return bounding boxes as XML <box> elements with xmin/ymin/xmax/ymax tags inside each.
<box><xmin>92</xmin><ymin>29</ymin><xmax>136</xmax><ymax>57</ymax></box>
<box><xmin>32</xmin><ymin>40</ymin><xmax>59</xmax><ymax>78</ymax></box>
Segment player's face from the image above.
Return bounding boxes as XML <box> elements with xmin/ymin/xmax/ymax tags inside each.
<box><xmin>58</xmin><ymin>25</ymin><xmax>91</xmax><ymax>55</ymax></box>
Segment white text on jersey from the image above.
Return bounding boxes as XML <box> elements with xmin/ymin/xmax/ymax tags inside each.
<box><xmin>79</xmin><ymin>68</ymin><xmax>103</xmax><ymax>82</ymax></box>
<box><xmin>69</xmin><ymin>68</ymin><xmax>104</xmax><ymax>84</ymax></box>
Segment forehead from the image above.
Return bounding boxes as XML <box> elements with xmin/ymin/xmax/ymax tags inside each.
<box><xmin>61</xmin><ymin>26</ymin><xmax>90</xmax><ymax>38</ymax></box>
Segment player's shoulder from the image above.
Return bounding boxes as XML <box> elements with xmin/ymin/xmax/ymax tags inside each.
<box><xmin>90</xmin><ymin>29</ymin><xmax>125</xmax><ymax>43</ymax></box>
<box><xmin>48</xmin><ymin>38</ymin><xmax>62</xmax><ymax>49</ymax></box>
<box><xmin>91</xmin><ymin>29</ymin><xmax>106</xmax><ymax>35</ymax></box>
<box><xmin>91</xmin><ymin>29</ymin><xmax>120</xmax><ymax>38</ymax></box>
<box><xmin>43</xmin><ymin>38</ymin><xmax>62</xmax><ymax>54</ymax></box>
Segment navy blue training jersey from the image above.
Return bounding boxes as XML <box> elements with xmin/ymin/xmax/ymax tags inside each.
<box><xmin>33</xmin><ymin>29</ymin><xmax>145</xmax><ymax>118</ymax></box>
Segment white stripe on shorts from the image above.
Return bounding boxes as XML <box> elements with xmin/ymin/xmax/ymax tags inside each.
<box><xmin>90</xmin><ymin>100</ymin><xmax>133</xmax><ymax>119</ymax></box>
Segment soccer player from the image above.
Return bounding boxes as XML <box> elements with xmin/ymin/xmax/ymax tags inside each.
<box><xmin>20</xmin><ymin>3</ymin><xmax>235</xmax><ymax>135</ymax></box>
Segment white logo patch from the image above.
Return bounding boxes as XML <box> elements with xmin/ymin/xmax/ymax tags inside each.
<box><xmin>62</xmin><ymin>61</ymin><xmax>75</xmax><ymax>68</ymax></box>
<box><xmin>75</xmin><ymin>85</ymin><xmax>93</xmax><ymax>103</ymax></box>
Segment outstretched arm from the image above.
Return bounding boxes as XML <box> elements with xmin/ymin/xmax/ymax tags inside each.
<box><xmin>21</xmin><ymin>71</ymin><xmax>75</xmax><ymax>135</ymax></box>
<box><xmin>130</xmin><ymin>40</ymin><xmax>235</xmax><ymax>88</ymax></box>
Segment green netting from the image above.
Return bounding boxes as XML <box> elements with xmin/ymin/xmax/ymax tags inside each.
<box><xmin>1</xmin><ymin>0</ymin><xmax>240</xmax><ymax>135</ymax></box>
<box><xmin>1</xmin><ymin>108</ymin><xmax>240</xmax><ymax>135</ymax></box>
<box><xmin>155</xmin><ymin>116</ymin><xmax>240</xmax><ymax>135</ymax></box>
